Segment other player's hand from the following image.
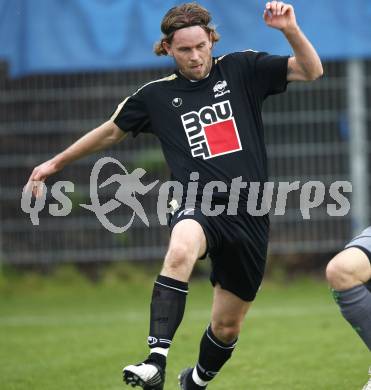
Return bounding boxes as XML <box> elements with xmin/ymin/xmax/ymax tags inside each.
<box><xmin>263</xmin><ymin>2</ymin><xmax>297</xmax><ymax>32</ymax></box>
<box><xmin>25</xmin><ymin>159</ymin><xmax>61</xmax><ymax>198</ymax></box>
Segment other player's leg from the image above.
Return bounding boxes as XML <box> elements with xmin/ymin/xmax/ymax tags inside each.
<box><xmin>326</xmin><ymin>247</ymin><xmax>371</xmax><ymax>348</ymax></box>
<box><xmin>123</xmin><ymin>219</ymin><xmax>207</xmax><ymax>389</ymax></box>
<box><xmin>326</xmin><ymin>245</ymin><xmax>371</xmax><ymax>389</ymax></box>
<box><xmin>179</xmin><ymin>284</ymin><xmax>251</xmax><ymax>389</ymax></box>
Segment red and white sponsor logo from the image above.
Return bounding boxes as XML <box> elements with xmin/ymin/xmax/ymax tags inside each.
<box><xmin>181</xmin><ymin>100</ymin><xmax>242</xmax><ymax>159</ymax></box>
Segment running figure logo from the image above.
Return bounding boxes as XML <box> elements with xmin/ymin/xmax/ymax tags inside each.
<box><xmin>80</xmin><ymin>157</ymin><xmax>158</xmax><ymax>233</ymax></box>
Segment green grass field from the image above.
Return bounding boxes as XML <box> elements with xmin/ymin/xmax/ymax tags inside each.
<box><xmin>0</xmin><ymin>265</ymin><xmax>369</xmax><ymax>390</ymax></box>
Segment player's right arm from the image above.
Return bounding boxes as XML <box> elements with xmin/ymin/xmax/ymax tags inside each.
<box><xmin>26</xmin><ymin>120</ymin><xmax>126</xmax><ymax>197</ymax></box>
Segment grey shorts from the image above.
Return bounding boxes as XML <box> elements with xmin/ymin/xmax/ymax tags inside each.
<box><xmin>344</xmin><ymin>226</ymin><xmax>371</xmax><ymax>263</ymax></box>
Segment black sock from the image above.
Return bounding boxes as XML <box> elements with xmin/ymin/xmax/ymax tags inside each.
<box><xmin>184</xmin><ymin>370</ymin><xmax>206</xmax><ymax>390</ymax></box>
<box><xmin>147</xmin><ymin>275</ymin><xmax>188</xmax><ymax>367</ymax></box>
<box><xmin>195</xmin><ymin>324</ymin><xmax>237</xmax><ymax>383</ymax></box>
<box><xmin>146</xmin><ymin>352</ymin><xmax>167</xmax><ymax>371</ymax></box>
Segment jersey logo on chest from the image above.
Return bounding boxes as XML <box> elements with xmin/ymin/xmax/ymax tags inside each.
<box><xmin>181</xmin><ymin>100</ymin><xmax>242</xmax><ymax>160</ymax></box>
<box><xmin>213</xmin><ymin>80</ymin><xmax>230</xmax><ymax>98</ymax></box>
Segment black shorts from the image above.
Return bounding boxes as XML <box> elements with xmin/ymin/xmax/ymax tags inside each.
<box><xmin>168</xmin><ymin>205</ymin><xmax>269</xmax><ymax>302</ymax></box>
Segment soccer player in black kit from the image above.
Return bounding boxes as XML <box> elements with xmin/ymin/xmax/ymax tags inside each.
<box><xmin>26</xmin><ymin>2</ymin><xmax>323</xmax><ymax>389</ymax></box>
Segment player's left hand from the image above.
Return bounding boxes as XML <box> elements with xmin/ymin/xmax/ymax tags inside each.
<box><xmin>263</xmin><ymin>2</ymin><xmax>297</xmax><ymax>32</ymax></box>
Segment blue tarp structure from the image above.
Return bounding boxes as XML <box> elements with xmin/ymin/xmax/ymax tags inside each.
<box><xmin>1</xmin><ymin>0</ymin><xmax>371</xmax><ymax>77</ymax></box>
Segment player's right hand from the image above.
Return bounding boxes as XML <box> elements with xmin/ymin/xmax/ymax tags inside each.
<box><xmin>25</xmin><ymin>159</ymin><xmax>61</xmax><ymax>198</ymax></box>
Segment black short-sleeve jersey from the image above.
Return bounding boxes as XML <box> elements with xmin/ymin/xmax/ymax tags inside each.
<box><xmin>111</xmin><ymin>50</ymin><xmax>289</xmax><ymax>204</ymax></box>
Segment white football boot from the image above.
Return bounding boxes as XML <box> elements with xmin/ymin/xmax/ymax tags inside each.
<box><xmin>123</xmin><ymin>360</ymin><xmax>164</xmax><ymax>390</ymax></box>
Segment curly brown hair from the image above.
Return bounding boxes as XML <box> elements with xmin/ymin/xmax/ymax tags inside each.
<box><xmin>154</xmin><ymin>2</ymin><xmax>220</xmax><ymax>56</ymax></box>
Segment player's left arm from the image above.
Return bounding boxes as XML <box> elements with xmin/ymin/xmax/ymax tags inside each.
<box><xmin>264</xmin><ymin>1</ymin><xmax>323</xmax><ymax>81</ymax></box>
